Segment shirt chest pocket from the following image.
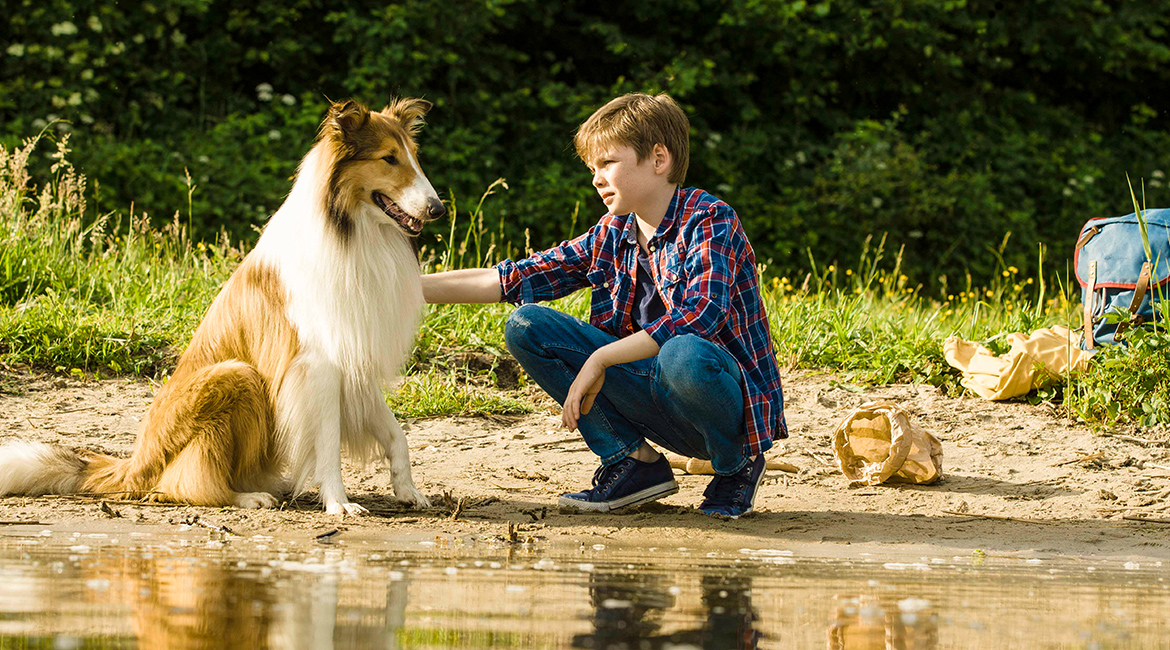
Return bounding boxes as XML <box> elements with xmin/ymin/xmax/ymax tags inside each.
<box><xmin>586</xmin><ymin>268</ymin><xmax>615</xmax><ymax>309</ymax></box>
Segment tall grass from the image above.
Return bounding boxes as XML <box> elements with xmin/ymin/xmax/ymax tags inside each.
<box><xmin>3</xmin><ymin>133</ymin><xmax>1167</xmax><ymax>425</ymax></box>
<box><xmin>1</xmin><ymin>134</ymin><xmax>238</xmax><ymax>376</ymax></box>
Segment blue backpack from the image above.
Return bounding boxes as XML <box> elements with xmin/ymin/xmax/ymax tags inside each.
<box><xmin>1075</xmin><ymin>208</ymin><xmax>1170</xmax><ymax>349</ymax></box>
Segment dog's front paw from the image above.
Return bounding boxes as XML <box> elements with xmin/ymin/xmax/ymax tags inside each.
<box><xmin>234</xmin><ymin>492</ymin><xmax>279</xmax><ymax>509</ymax></box>
<box><xmin>325</xmin><ymin>501</ymin><xmax>370</xmax><ymax>517</ymax></box>
<box><xmin>394</xmin><ymin>484</ymin><xmax>431</xmax><ymax>509</ymax></box>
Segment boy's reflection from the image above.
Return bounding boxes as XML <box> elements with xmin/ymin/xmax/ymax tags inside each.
<box><xmin>571</xmin><ymin>570</ymin><xmax>760</xmax><ymax>650</ymax></box>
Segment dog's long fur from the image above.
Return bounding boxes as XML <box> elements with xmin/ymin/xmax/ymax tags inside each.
<box><xmin>0</xmin><ymin>98</ymin><xmax>443</xmax><ymax>514</ymax></box>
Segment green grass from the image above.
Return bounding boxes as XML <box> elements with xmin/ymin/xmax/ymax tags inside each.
<box><xmin>3</xmin><ymin>133</ymin><xmax>1168</xmax><ymax>426</ymax></box>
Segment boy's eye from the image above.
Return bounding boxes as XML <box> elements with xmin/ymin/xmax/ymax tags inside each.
<box><xmin>382</xmin><ymin>155</ymin><xmax>399</xmax><ymax>166</ymax></box>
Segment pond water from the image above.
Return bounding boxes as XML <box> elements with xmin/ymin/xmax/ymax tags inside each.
<box><xmin>0</xmin><ymin>529</ymin><xmax>1165</xmax><ymax>649</ymax></box>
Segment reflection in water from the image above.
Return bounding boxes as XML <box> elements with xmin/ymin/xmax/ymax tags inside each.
<box><xmin>572</xmin><ymin>571</ymin><xmax>760</xmax><ymax>649</ymax></box>
<box><xmin>0</xmin><ymin>535</ymin><xmax>1165</xmax><ymax>649</ymax></box>
<box><xmin>827</xmin><ymin>594</ymin><xmax>938</xmax><ymax>650</ymax></box>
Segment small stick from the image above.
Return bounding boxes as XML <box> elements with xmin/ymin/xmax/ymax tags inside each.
<box><xmin>181</xmin><ymin>515</ymin><xmax>233</xmax><ymax>535</ymax></box>
<box><xmin>1106</xmin><ymin>434</ymin><xmax>1170</xmax><ymax>447</ymax></box>
<box><xmin>45</xmin><ymin>405</ymin><xmax>96</xmax><ymax>416</ymax></box>
<box><xmin>0</xmin><ymin>521</ymin><xmax>42</xmax><ymax>526</ymax></box>
<box><xmin>491</xmin><ymin>482</ymin><xmax>539</xmax><ymax>492</ymax></box>
<box><xmin>531</xmin><ymin>436</ymin><xmax>584</xmax><ymax>449</ymax></box>
<box><xmin>315</xmin><ymin>529</ymin><xmax>341</xmax><ymax>542</ymax></box>
<box><xmin>449</xmin><ymin>496</ymin><xmax>467</xmax><ymax>522</ymax></box>
<box><xmin>1124</xmin><ymin>515</ymin><xmax>1170</xmax><ymax>525</ymax></box>
<box><xmin>1051</xmin><ymin>452</ymin><xmax>1105</xmax><ymax>467</ymax></box>
<box><xmin>941</xmin><ymin>510</ymin><xmax>1055</xmax><ymax>525</ymax></box>
<box><xmin>802</xmin><ymin>449</ymin><xmax>835</xmax><ymax>466</ymax></box>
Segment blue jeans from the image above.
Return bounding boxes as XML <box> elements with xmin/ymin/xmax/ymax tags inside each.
<box><xmin>504</xmin><ymin>304</ymin><xmax>749</xmax><ymax>475</ymax></box>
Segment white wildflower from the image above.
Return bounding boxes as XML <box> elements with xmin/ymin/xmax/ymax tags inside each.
<box><xmin>51</xmin><ymin>22</ymin><xmax>78</xmax><ymax>36</ymax></box>
<box><xmin>267</xmin><ymin>130</ymin><xmax>281</xmax><ymax>141</ymax></box>
<box><xmin>6</xmin><ymin>44</ymin><xmax>24</xmax><ymax>57</ymax></box>
<box><xmin>88</xmin><ymin>16</ymin><xmax>103</xmax><ymax>32</ymax></box>
<box><xmin>281</xmin><ymin>94</ymin><xmax>296</xmax><ymax>105</ymax></box>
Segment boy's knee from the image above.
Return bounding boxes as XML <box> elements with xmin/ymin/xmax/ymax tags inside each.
<box><xmin>504</xmin><ymin>304</ymin><xmax>546</xmax><ymax>353</ymax></box>
<box><xmin>658</xmin><ymin>335</ymin><xmax>723</xmax><ymax>394</ymax></box>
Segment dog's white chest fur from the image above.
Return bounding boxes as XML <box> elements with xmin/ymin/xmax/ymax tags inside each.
<box><xmin>252</xmin><ymin>150</ymin><xmax>424</xmax><ymax>384</ymax></box>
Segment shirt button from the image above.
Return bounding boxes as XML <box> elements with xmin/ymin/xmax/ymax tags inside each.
<box><xmin>649</xmin><ymin>244</ymin><xmax>656</xmax><ymax>252</ymax></box>
<box><xmin>603</xmin><ymin>282</ymin><xmax>610</xmax><ymax>288</ymax></box>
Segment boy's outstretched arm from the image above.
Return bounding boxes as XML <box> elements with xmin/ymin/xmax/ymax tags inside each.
<box><xmin>562</xmin><ymin>330</ymin><xmax>660</xmax><ymax>431</ymax></box>
<box><xmin>421</xmin><ymin>268</ymin><xmax>502</xmax><ymax>304</ymax></box>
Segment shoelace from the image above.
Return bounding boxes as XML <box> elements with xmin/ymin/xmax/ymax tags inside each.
<box><xmin>703</xmin><ymin>470</ymin><xmax>748</xmax><ymax>505</ymax></box>
<box><xmin>590</xmin><ymin>459</ymin><xmax>633</xmax><ymax>493</ymax></box>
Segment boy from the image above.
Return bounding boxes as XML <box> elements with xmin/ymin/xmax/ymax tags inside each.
<box><xmin>421</xmin><ymin>93</ymin><xmax>786</xmax><ymax>518</ymax></box>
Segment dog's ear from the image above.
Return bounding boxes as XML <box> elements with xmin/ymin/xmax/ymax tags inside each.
<box><xmin>382</xmin><ymin>98</ymin><xmax>432</xmax><ymax>135</ymax></box>
<box><xmin>327</xmin><ymin>99</ymin><xmax>370</xmax><ymax>137</ymax></box>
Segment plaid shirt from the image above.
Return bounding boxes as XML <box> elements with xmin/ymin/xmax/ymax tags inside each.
<box><xmin>496</xmin><ymin>186</ymin><xmax>787</xmax><ymax>456</ymax></box>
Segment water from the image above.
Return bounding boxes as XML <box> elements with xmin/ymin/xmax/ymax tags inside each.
<box><xmin>0</xmin><ymin>529</ymin><xmax>1166</xmax><ymax>649</ymax></box>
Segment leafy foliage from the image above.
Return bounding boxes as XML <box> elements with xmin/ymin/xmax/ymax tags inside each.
<box><xmin>5</xmin><ymin>1</ymin><xmax>1170</xmax><ymax>285</ymax></box>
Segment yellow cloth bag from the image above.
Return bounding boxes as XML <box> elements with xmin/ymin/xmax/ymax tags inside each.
<box><xmin>832</xmin><ymin>401</ymin><xmax>944</xmax><ymax>486</ymax></box>
<box><xmin>942</xmin><ymin>325</ymin><xmax>1090</xmax><ymax>401</ymax></box>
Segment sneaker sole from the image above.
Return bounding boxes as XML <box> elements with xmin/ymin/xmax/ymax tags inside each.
<box><xmin>558</xmin><ymin>481</ymin><xmax>679</xmax><ymax>513</ymax></box>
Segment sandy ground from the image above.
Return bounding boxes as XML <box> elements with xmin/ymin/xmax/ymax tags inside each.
<box><xmin>3</xmin><ymin>368</ymin><xmax>1170</xmax><ymax>561</ymax></box>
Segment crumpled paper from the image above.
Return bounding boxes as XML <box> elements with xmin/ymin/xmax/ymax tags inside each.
<box><xmin>832</xmin><ymin>400</ymin><xmax>943</xmax><ymax>486</ymax></box>
<box><xmin>943</xmin><ymin>325</ymin><xmax>1090</xmax><ymax>401</ymax></box>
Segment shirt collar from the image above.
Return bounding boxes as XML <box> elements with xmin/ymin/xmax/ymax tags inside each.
<box><xmin>620</xmin><ymin>186</ymin><xmax>685</xmax><ymax>246</ymax></box>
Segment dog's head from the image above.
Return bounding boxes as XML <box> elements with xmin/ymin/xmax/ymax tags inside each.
<box><xmin>320</xmin><ymin>98</ymin><xmax>446</xmax><ymax>239</ymax></box>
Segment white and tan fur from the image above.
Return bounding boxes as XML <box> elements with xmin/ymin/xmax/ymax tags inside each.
<box><xmin>0</xmin><ymin>98</ymin><xmax>443</xmax><ymax>515</ymax></box>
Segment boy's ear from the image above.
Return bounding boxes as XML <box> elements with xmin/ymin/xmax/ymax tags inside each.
<box><xmin>652</xmin><ymin>143</ymin><xmax>672</xmax><ymax>176</ymax></box>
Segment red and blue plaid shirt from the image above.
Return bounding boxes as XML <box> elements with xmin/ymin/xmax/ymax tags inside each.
<box><xmin>496</xmin><ymin>186</ymin><xmax>787</xmax><ymax>456</ymax></box>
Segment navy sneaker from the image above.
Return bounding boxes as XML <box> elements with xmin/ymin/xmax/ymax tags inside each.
<box><xmin>698</xmin><ymin>454</ymin><xmax>767</xmax><ymax>519</ymax></box>
<box><xmin>559</xmin><ymin>455</ymin><xmax>679</xmax><ymax>512</ymax></box>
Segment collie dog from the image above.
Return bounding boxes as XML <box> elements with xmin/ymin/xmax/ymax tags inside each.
<box><xmin>0</xmin><ymin>98</ymin><xmax>442</xmax><ymax>514</ymax></box>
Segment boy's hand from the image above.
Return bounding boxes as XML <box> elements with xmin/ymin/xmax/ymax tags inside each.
<box><xmin>563</xmin><ymin>354</ymin><xmax>606</xmax><ymax>430</ymax></box>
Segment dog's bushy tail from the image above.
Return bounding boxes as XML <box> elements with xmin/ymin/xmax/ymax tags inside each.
<box><xmin>0</xmin><ymin>440</ymin><xmax>130</xmax><ymax>497</ymax></box>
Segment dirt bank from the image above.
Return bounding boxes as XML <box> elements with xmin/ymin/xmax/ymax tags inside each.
<box><xmin>3</xmin><ymin>368</ymin><xmax>1170</xmax><ymax>561</ymax></box>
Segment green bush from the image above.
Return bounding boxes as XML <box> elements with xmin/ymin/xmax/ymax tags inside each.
<box><xmin>4</xmin><ymin>0</ymin><xmax>1170</xmax><ymax>286</ymax></box>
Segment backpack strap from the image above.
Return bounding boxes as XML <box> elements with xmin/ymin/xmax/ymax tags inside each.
<box><xmin>1075</xmin><ymin>225</ymin><xmax>1101</xmax><ymax>249</ymax></box>
<box><xmin>1083</xmin><ymin>260</ymin><xmax>1097</xmax><ymax>350</ymax></box>
<box><xmin>1128</xmin><ymin>261</ymin><xmax>1154</xmax><ymax>315</ymax></box>
<box><xmin>1116</xmin><ymin>261</ymin><xmax>1154</xmax><ymax>339</ymax></box>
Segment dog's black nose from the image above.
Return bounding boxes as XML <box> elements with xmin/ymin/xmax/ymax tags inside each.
<box><xmin>428</xmin><ymin>198</ymin><xmax>446</xmax><ymax>220</ymax></box>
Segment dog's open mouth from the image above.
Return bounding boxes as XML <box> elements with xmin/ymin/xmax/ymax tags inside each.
<box><xmin>372</xmin><ymin>192</ymin><xmax>424</xmax><ymax>235</ymax></box>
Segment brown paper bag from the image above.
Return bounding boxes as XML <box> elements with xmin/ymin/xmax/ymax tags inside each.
<box><xmin>831</xmin><ymin>400</ymin><xmax>943</xmax><ymax>485</ymax></box>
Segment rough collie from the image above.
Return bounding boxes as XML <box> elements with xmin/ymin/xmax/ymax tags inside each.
<box><xmin>0</xmin><ymin>98</ymin><xmax>442</xmax><ymax>514</ymax></box>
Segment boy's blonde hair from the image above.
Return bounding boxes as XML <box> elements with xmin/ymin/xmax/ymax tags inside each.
<box><xmin>574</xmin><ymin>93</ymin><xmax>690</xmax><ymax>185</ymax></box>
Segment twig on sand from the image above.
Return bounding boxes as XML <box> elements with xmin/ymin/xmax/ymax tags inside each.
<box><xmin>941</xmin><ymin>510</ymin><xmax>1055</xmax><ymax>525</ymax></box>
<box><xmin>180</xmin><ymin>515</ymin><xmax>233</xmax><ymax>535</ymax></box>
<box><xmin>491</xmin><ymin>482</ymin><xmax>539</xmax><ymax>492</ymax></box>
<box><xmin>1105</xmin><ymin>433</ymin><xmax>1170</xmax><ymax>448</ymax></box>
<box><xmin>1124</xmin><ymin>515</ymin><xmax>1170</xmax><ymax>525</ymax></box>
<box><xmin>0</xmin><ymin>521</ymin><xmax>42</xmax><ymax>526</ymax></box>
<box><xmin>41</xmin><ymin>492</ymin><xmax>180</xmax><ymax>507</ymax></box>
<box><xmin>801</xmin><ymin>449</ymin><xmax>835</xmax><ymax>467</ymax></box>
<box><xmin>1051</xmin><ymin>452</ymin><xmax>1105</xmax><ymax>467</ymax></box>
<box><xmin>531</xmin><ymin>436</ymin><xmax>584</xmax><ymax>449</ymax></box>
<box><xmin>449</xmin><ymin>496</ymin><xmax>467</xmax><ymax>521</ymax></box>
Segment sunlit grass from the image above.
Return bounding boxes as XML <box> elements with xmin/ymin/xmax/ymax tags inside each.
<box><xmin>2</xmin><ymin>133</ymin><xmax>1165</xmax><ymax>425</ymax></box>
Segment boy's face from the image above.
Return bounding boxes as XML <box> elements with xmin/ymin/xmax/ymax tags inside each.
<box><xmin>586</xmin><ymin>143</ymin><xmax>671</xmax><ymax>217</ymax></box>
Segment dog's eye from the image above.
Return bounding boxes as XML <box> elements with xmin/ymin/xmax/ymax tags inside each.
<box><xmin>382</xmin><ymin>155</ymin><xmax>399</xmax><ymax>166</ymax></box>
